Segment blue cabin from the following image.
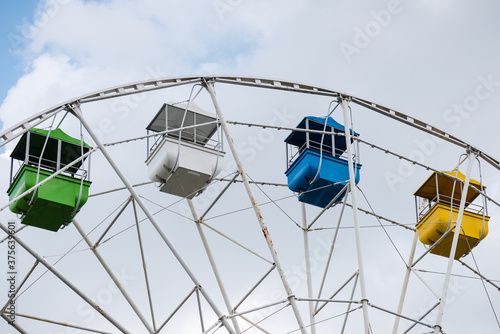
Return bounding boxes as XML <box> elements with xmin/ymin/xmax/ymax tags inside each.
<box><xmin>285</xmin><ymin>116</ymin><xmax>361</xmax><ymax>208</ymax></box>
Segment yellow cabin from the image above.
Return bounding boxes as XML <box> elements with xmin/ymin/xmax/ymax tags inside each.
<box><xmin>414</xmin><ymin>170</ymin><xmax>489</xmax><ymax>259</ymax></box>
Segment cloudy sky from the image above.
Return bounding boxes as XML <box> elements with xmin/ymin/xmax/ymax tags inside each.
<box><xmin>0</xmin><ymin>1</ymin><xmax>499</xmax><ymax>333</ymax></box>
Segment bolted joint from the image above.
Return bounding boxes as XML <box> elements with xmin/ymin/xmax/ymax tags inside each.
<box><xmin>66</xmin><ymin>101</ymin><xmax>82</xmax><ymax>116</ymax></box>
<box><xmin>338</xmin><ymin>94</ymin><xmax>352</xmax><ymax>104</ymax></box>
<box><xmin>202</xmin><ymin>77</ymin><xmax>216</xmax><ymax>88</ymax></box>
<box><xmin>433</xmin><ymin>324</ymin><xmax>443</xmax><ymax>333</ymax></box>
<box><xmin>466</xmin><ymin>145</ymin><xmax>480</xmax><ymax>157</ymax></box>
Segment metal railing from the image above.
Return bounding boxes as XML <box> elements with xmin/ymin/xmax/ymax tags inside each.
<box><xmin>417</xmin><ymin>194</ymin><xmax>487</xmax><ymax>222</ymax></box>
<box><xmin>286</xmin><ymin>139</ymin><xmax>356</xmax><ymax>169</ymax></box>
<box><xmin>147</xmin><ymin>130</ymin><xmax>223</xmax><ymax>158</ymax></box>
<box><xmin>10</xmin><ymin>154</ymin><xmax>89</xmax><ymax>187</ymax></box>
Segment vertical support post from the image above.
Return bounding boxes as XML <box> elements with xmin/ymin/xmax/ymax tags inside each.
<box><xmin>146</xmin><ymin>129</ymin><xmax>150</xmax><ymax>159</ymax></box>
<box><xmin>195</xmin><ymin>288</ymin><xmax>205</xmax><ymax>332</ymax></box>
<box><xmin>131</xmin><ymin>200</ymin><xmax>157</xmax><ymax>332</ymax></box>
<box><xmin>340</xmin><ymin>97</ymin><xmax>371</xmax><ymax>333</ymax></box>
<box><xmin>87</xmin><ymin>150</ymin><xmax>91</xmax><ymax>180</ymax></box>
<box><xmin>356</xmin><ymin>135</ymin><xmax>361</xmax><ymax>164</ymax></box>
<box><xmin>435</xmin><ymin>173</ymin><xmax>439</xmax><ymax>202</ymax></box>
<box><xmin>414</xmin><ymin>196</ymin><xmax>419</xmax><ymax>223</ymax></box>
<box><xmin>392</xmin><ymin>230</ymin><xmax>419</xmax><ymax>334</ymax></box>
<box><xmin>194</xmin><ymin>113</ymin><xmax>197</xmax><ymax>144</ymax></box>
<box><xmin>331</xmin><ymin>131</ymin><xmax>335</xmax><ymax>156</ymax></box>
<box><xmin>432</xmin><ymin>150</ymin><xmax>475</xmax><ymax>334</ymax></box>
<box><xmin>205</xmin><ymin>81</ymin><xmax>307</xmax><ymax>334</ymax></box>
<box><xmin>56</xmin><ymin>139</ymin><xmax>61</xmax><ymax>171</ymax></box>
<box><xmin>10</xmin><ymin>158</ymin><xmax>13</xmax><ymax>187</ymax></box>
<box><xmin>24</xmin><ymin>131</ymin><xmax>30</xmax><ymax>164</ymax></box>
<box><xmin>188</xmin><ymin>200</ymin><xmax>242</xmax><ymax>334</ymax></box>
<box><xmin>286</xmin><ymin>143</ymin><xmax>289</xmax><ymax>170</ymax></box>
<box><xmin>164</xmin><ymin>106</ymin><xmax>168</xmax><ymax>136</ymax></box>
<box><xmin>301</xmin><ymin>203</ymin><xmax>315</xmax><ymax>334</ymax></box>
<box><xmin>70</xmin><ymin>103</ymin><xmax>236</xmax><ymax>334</ymax></box>
<box><xmin>341</xmin><ymin>271</ymin><xmax>359</xmax><ymax>334</ymax></box>
<box><xmin>305</xmin><ymin>118</ymin><xmax>310</xmax><ymax>149</ymax></box>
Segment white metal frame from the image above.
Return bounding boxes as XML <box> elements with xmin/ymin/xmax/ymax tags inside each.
<box><xmin>0</xmin><ymin>76</ymin><xmax>498</xmax><ymax>333</ymax></box>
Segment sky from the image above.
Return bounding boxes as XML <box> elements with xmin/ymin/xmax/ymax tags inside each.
<box><xmin>0</xmin><ymin>1</ymin><xmax>39</xmax><ymax>102</ymax></box>
<box><xmin>0</xmin><ymin>0</ymin><xmax>499</xmax><ymax>333</ymax></box>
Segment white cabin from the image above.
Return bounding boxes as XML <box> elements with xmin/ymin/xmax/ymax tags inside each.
<box><xmin>146</xmin><ymin>103</ymin><xmax>225</xmax><ymax>198</ymax></box>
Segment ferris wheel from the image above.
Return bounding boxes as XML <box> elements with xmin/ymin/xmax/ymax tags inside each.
<box><xmin>0</xmin><ymin>76</ymin><xmax>499</xmax><ymax>334</ymax></box>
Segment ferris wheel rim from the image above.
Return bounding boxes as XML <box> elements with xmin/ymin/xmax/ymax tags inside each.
<box><xmin>0</xmin><ymin>75</ymin><xmax>498</xmax><ymax>334</ymax></box>
<box><xmin>0</xmin><ymin>75</ymin><xmax>498</xmax><ymax>172</ymax></box>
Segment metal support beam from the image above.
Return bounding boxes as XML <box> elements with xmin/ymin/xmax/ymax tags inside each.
<box><xmin>402</xmin><ymin>302</ymin><xmax>440</xmax><ymax>334</ymax></box>
<box><xmin>131</xmin><ymin>200</ymin><xmax>157</xmax><ymax>332</ymax></box>
<box><xmin>2</xmin><ymin>75</ymin><xmax>498</xmax><ymax>172</ymax></box>
<box><xmin>233</xmin><ymin>265</ymin><xmax>276</xmax><ymax>312</ymax></box>
<box><xmin>301</xmin><ymin>203</ymin><xmax>316</xmax><ymax>334</ymax></box>
<box><xmin>298</xmin><ymin>298</ymin><xmax>360</xmax><ymax>304</ymax></box>
<box><xmin>202</xmin><ymin>320</ymin><xmax>222</xmax><ymax>334</ymax></box>
<box><xmin>393</xmin><ymin>230</ymin><xmax>419</xmax><ymax>334</ymax></box>
<box><xmin>228</xmin><ymin>300</ymin><xmax>289</xmax><ymax>319</ymax></box>
<box><xmin>70</xmin><ymin>103</ymin><xmax>236</xmax><ymax>334</ymax></box>
<box><xmin>340</xmin><ymin>97</ymin><xmax>371</xmax><ymax>333</ymax></box>
<box><xmin>370</xmin><ymin>303</ymin><xmax>434</xmax><ymax>330</ymax></box>
<box><xmin>315</xmin><ymin>271</ymin><xmax>358</xmax><ymax>315</ymax></box>
<box><xmin>341</xmin><ymin>272</ymin><xmax>359</xmax><ymax>334</ymax></box>
<box><xmin>411</xmin><ymin>227</ymin><xmax>456</xmax><ymax>268</ymax></box>
<box><xmin>0</xmin><ymin>314</ymin><xmax>28</xmax><ymax>334</ymax></box>
<box><xmin>307</xmin><ymin>183</ymin><xmax>348</xmax><ymax>229</ymax></box>
<box><xmin>94</xmin><ymin>197</ymin><xmax>133</xmax><ymax>247</ymax></box>
<box><xmin>199</xmin><ymin>220</ymin><xmax>273</xmax><ymax>264</ymax></box>
<box><xmin>73</xmin><ymin>219</ymin><xmax>154</xmax><ymax>334</ymax></box>
<box><xmin>195</xmin><ymin>288</ymin><xmax>205</xmax><ymax>333</ymax></box>
<box><xmin>0</xmin><ymin>221</ymin><xmax>131</xmax><ymax>334</ymax></box>
<box><xmin>315</xmin><ymin>195</ymin><xmax>348</xmax><ymax>311</ymax></box>
<box><xmin>1</xmin><ymin>260</ymin><xmax>39</xmax><ymax>315</ymax></box>
<box><xmin>412</xmin><ymin>269</ymin><xmax>441</xmax><ymax>299</ymax></box>
<box><xmin>158</xmin><ymin>287</ymin><xmax>196</xmax><ymax>332</ymax></box>
<box><xmin>239</xmin><ymin>315</ymin><xmax>271</xmax><ymax>334</ymax></box>
<box><xmin>433</xmin><ymin>150</ymin><xmax>476</xmax><ymax>334</ymax></box>
<box><xmin>10</xmin><ymin>313</ymin><xmax>115</xmax><ymax>334</ymax></box>
<box><xmin>200</xmin><ymin>172</ymin><xmax>239</xmax><ymax>220</ymax></box>
<box><xmin>188</xmin><ymin>199</ymin><xmax>242</xmax><ymax>334</ymax></box>
<box><xmin>205</xmin><ymin>80</ymin><xmax>307</xmax><ymax>334</ymax></box>
<box><xmin>0</xmin><ymin>226</ymin><xmax>28</xmax><ymax>244</ymax></box>
<box><xmin>458</xmin><ymin>259</ymin><xmax>500</xmax><ymax>291</ymax></box>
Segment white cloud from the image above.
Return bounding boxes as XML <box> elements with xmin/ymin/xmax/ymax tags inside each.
<box><xmin>0</xmin><ymin>54</ymin><xmax>86</xmax><ymax>129</ymax></box>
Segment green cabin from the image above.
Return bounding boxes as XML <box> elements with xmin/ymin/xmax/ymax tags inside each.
<box><xmin>7</xmin><ymin>128</ymin><xmax>92</xmax><ymax>232</ymax></box>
